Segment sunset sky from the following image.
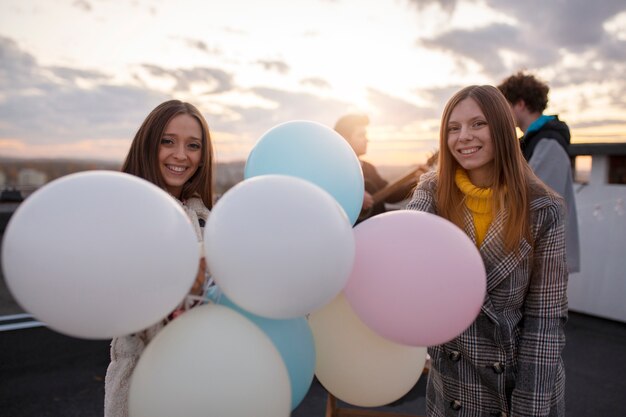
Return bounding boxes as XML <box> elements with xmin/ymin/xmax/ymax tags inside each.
<box><xmin>1</xmin><ymin>0</ymin><xmax>625</xmax><ymax>167</ymax></box>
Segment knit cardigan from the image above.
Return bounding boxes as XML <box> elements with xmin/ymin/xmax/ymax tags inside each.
<box><xmin>104</xmin><ymin>196</ymin><xmax>210</xmax><ymax>417</ymax></box>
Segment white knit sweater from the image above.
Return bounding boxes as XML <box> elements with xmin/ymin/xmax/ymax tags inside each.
<box><xmin>104</xmin><ymin>196</ymin><xmax>210</xmax><ymax>417</ymax></box>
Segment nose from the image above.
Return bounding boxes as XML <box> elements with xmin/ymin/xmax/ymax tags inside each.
<box><xmin>459</xmin><ymin>125</ymin><xmax>472</xmax><ymax>141</ymax></box>
<box><xmin>173</xmin><ymin>143</ymin><xmax>187</xmax><ymax>159</ymax></box>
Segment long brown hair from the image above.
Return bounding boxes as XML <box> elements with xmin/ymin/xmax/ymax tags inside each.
<box><xmin>436</xmin><ymin>85</ymin><xmax>534</xmax><ymax>250</ymax></box>
<box><xmin>122</xmin><ymin>100</ymin><xmax>214</xmax><ymax>208</ymax></box>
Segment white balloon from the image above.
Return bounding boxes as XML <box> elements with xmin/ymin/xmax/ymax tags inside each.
<box><xmin>204</xmin><ymin>175</ymin><xmax>355</xmax><ymax>319</ymax></box>
<box><xmin>129</xmin><ymin>304</ymin><xmax>291</xmax><ymax>417</ymax></box>
<box><xmin>1</xmin><ymin>171</ymin><xmax>199</xmax><ymax>339</ymax></box>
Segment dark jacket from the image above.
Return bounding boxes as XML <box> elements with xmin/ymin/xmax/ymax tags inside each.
<box><xmin>521</xmin><ymin>116</ymin><xmax>570</xmax><ymax>161</ymax></box>
<box><xmin>358</xmin><ymin>160</ymin><xmax>414</xmax><ymax>223</ymax></box>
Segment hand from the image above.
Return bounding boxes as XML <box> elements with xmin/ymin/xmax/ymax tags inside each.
<box><xmin>362</xmin><ymin>191</ymin><xmax>374</xmax><ymax>210</ymax></box>
<box><xmin>190</xmin><ymin>257</ymin><xmax>207</xmax><ymax>295</ymax></box>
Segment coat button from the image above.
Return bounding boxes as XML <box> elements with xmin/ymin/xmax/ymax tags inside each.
<box><xmin>450</xmin><ymin>400</ymin><xmax>462</xmax><ymax>410</ymax></box>
<box><xmin>491</xmin><ymin>362</ymin><xmax>505</xmax><ymax>374</ymax></box>
<box><xmin>448</xmin><ymin>350</ymin><xmax>461</xmax><ymax>362</ymax></box>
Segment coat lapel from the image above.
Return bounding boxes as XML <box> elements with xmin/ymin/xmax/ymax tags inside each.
<box><xmin>464</xmin><ymin>209</ymin><xmax>532</xmax><ymax>323</ymax></box>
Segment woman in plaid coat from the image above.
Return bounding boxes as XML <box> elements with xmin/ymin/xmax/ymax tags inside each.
<box><xmin>407</xmin><ymin>85</ymin><xmax>568</xmax><ymax>417</ymax></box>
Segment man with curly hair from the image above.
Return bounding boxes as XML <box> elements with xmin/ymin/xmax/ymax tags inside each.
<box><xmin>498</xmin><ymin>71</ymin><xmax>580</xmax><ymax>273</ymax></box>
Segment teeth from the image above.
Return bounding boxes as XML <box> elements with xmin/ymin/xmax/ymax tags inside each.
<box><xmin>167</xmin><ymin>165</ymin><xmax>186</xmax><ymax>172</ymax></box>
<box><xmin>460</xmin><ymin>147</ymin><xmax>479</xmax><ymax>155</ymax></box>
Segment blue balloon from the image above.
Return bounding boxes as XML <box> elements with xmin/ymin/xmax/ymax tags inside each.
<box><xmin>208</xmin><ymin>287</ymin><xmax>316</xmax><ymax>410</ymax></box>
<box><xmin>245</xmin><ymin>120</ymin><xmax>364</xmax><ymax>225</ymax></box>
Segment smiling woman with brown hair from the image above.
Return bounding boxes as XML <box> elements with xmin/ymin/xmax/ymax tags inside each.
<box><xmin>408</xmin><ymin>85</ymin><xmax>568</xmax><ymax>417</ymax></box>
<box><xmin>105</xmin><ymin>100</ymin><xmax>214</xmax><ymax>417</ymax></box>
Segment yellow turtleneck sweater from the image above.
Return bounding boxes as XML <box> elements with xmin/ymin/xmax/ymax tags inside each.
<box><xmin>455</xmin><ymin>169</ymin><xmax>494</xmax><ymax>247</ymax></box>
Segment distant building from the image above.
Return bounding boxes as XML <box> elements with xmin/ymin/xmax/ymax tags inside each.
<box><xmin>17</xmin><ymin>169</ymin><xmax>47</xmax><ymax>188</ymax></box>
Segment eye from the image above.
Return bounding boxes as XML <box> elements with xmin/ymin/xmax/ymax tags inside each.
<box><xmin>160</xmin><ymin>137</ymin><xmax>174</xmax><ymax>145</ymax></box>
<box><xmin>473</xmin><ymin>120</ymin><xmax>487</xmax><ymax>128</ymax></box>
<box><xmin>447</xmin><ymin>125</ymin><xmax>460</xmax><ymax>133</ymax></box>
<box><xmin>188</xmin><ymin>142</ymin><xmax>202</xmax><ymax>150</ymax></box>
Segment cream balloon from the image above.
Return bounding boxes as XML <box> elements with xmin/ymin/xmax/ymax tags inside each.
<box><xmin>308</xmin><ymin>294</ymin><xmax>427</xmax><ymax>407</ymax></box>
<box><xmin>204</xmin><ymin>175</ymin><xmax>355</xmax><ymax>319</ymax></box>
<box><xmin>129</xmin><ymin>304</ymin><xmax>291</xmax><ymax>417</ymax></box>
<box><xmin>1</xmin><ymin>171</ymin><xmax>199</xmax><ymax>339</ymax></box>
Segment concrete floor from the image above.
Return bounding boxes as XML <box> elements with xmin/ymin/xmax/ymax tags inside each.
<box><xmin>1</xmin><ymin>311</ymin><xmax>625</xmax><ymax>417</ymax></box>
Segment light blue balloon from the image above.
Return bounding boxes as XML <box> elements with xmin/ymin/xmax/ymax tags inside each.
<box><xmin>245</xmin><ymin>120</ymin><xmax>364</xmax><ymax>225</ymax></box>
<box><xmin>208</xmin><ymin>287</ymin><xmax>316</xmax><ymax>410</ymax></box>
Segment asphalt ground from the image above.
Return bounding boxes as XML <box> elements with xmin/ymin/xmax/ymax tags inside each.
<box><xmin>2</xmin><ymin>311</ymin><xmax>626</xmax><ymax>417</ymax></box>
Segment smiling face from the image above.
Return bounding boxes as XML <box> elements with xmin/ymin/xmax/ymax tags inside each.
<box><xmin>158</xmin><ymin>113</ymin><xmax>203</xmax><ymax>198</ymax></box>
<box><xmin>446</xmin><ymin>97</ymin><xmax>495</xmax><ymax>187</ymax></box>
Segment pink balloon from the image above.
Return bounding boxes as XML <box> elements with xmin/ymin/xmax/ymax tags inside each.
<box><xmin>344</xmin><ymin>210</ymin><xmax>486</xmax><ymax>346</ymax></box>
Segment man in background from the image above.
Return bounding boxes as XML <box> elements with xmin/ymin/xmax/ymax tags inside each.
<box><xmin>498</xmin><ymin>71</ymin><xmax>580</xmax><ymax>273</ymax></box>
<box><xmin>334</xmin><ymin>114</ymin><xmax>418</xmax><ymax>223</ymax></box>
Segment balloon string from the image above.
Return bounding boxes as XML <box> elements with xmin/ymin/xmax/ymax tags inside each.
<box><xmin>185</xmin><ymin>294</ymin><xmax>206</xmax><ymax>305</ymax></box>
<box><xmin>176</xmin><ymin>275</ymin><xmax>218</xmax><ymax>313</ymax></box>
<box><xmin>185</xmin><ymin>275</ymin><xmax>220</xmax><ymax>306</ymax></box>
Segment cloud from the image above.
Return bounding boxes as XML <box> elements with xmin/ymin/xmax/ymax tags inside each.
<box><xmin>367</xmin><ymin>89</ymin><xmax>436</xmax><ymax>125</ymax></box>
<box><xmin>0</xmin><ymin>84</ymin><xmax>168</xmax><ymax>143</ymax></box>
<box><xmin>418</xmin><ymin>84</ymin><xmax>466</xmax><ymax>112</ymax></box>
<box><xmin>421</xmin><ymin>23</ymin><xmax>525</xmax><ymax>76</ymax></box>
<box><xmin>72</xmin><ymin>0</ymin><xmax>92</xmax><ymax>12</ymax></box>
<box><xmin>407</xmin><ymin>0</ymin><xmax>459</xmax><ymax>12</ymax></box>
<box><xmin>0</xmin><ymin>35</ymin><xmax>350</xmax><ymax>157</ymax></box>
<box><xmin>48</xmin><ymin>66</ymin><xmax>110</xmax><ymax>82</ymax></box>
<box><xmin>300</xmin><ymin>77</ymin><xmax>331</xmax><ymax>89</ymax></box>
<box><xmin>222</xmin><ymin>26</ymin><xmax>247</xmax><ymax>35</ymax></box>
<box><xmin>183</xmin><ymin>38</ymin><xmax>209</xmax><ymax>52</ymax></box>
<box><xmin>487</xmin><ymin>0</ymin><xmax>626</xmax><ymax>51</ymax></box>
<box><xmin>0</xmin><ymin>36</ymin><xmax>167</xmax><ymax>144</ymax></box>
<box><xmin>416</xmin><ymin>0</ymin><xmax>626</xmax><ymax>79</ymax></box>
<box><xmin>172</xmin><ymin>36</ymin><xmax>222</xmax><ymax>55</ymax></box>
<box><xmin>597</xmin><ymin>36</ymin><xmax>626</xmax><ymax>62</ymax></box>
<box><xmin>256</xmin><ymin>60</ymin><xmax>290</xmax><ymax>74</ymax></box>
<box><xmin>216</xmin><ymin>87</ymin><xmax>351</xmax><ymax>140</ymax></box>
<box><xmin>0</xmin><ymin>37</ymin><xmax>44</xmax><ymax>90</ymax></box>
<box><xmin>548</xmin><ymin>64</ymin><xmax>626</xmax><ymax>88</ymax></box>
<box><xmin>141</xmin><ymin>64</ymin><xmax>233</xmax><ymax>93</ymax></box>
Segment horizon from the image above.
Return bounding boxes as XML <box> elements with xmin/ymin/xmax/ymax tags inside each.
<box><xmin>1</xmin><ymin>0</ymin><xmax>625</xmax><ymax>167</ymax></box>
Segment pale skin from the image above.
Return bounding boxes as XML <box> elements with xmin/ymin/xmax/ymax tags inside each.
<box><xmin>509</xmin><ymin>99</ymin><xmax>542</xmax><ymax>133</ymax></box>
<box><xmin>158</xmin><ymin>114</ymin><xmax>206</xmax><ymax>296</ymax></box>
<box><xmin>446</xmin><ymin>97</ymin><xmax>495</xmax><ymax>187</ymax></box>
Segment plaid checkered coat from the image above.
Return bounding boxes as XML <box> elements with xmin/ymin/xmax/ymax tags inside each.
<box><xmin>406</xmin><ymin>172</ymin><xmax>568</xmax><ymax>417</ymax></box>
